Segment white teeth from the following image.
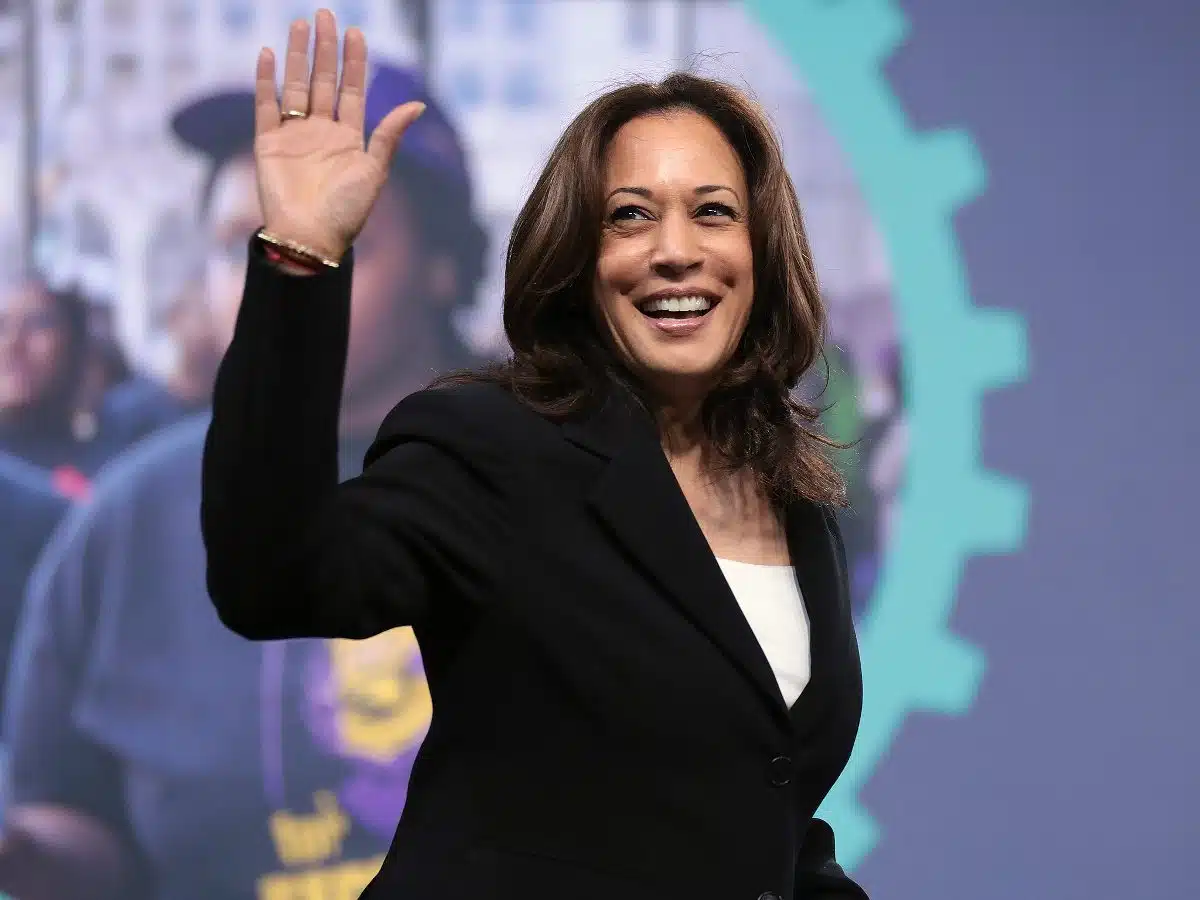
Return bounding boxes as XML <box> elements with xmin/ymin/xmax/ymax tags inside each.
<box><xmin>641</xmin><ymin>295</ymin><xmax>713</xmax><ymax>314</ymax></box>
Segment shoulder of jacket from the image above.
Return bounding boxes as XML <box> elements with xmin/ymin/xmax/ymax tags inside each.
<box><xmin>367</xmin><ymin>380</ymin><xmax>550</xmax><ymax>468</ymax></box>
<box><xmin>379</xmin><ymin>380</ymin><xmax>531</xmax><ymax>432</ymax></box>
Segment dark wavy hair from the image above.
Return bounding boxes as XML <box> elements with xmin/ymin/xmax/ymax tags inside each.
<box><xmin>445</xmin><ymin>72</ymin><xmax>845</xmax><ymax>507</ymax></box>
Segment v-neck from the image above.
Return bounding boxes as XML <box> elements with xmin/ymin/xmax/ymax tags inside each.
<box><xmin>561</xmin><ymin>389</ymin><xmax>846</xmax><ymax>732</ymax></box>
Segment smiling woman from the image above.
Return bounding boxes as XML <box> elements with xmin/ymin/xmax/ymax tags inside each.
<box><xmin>201</xmin><ymin>10</ymin><xmax>868</xmax><ymax>900</ymax></box>
<box><xmin>464</xmin><ymin>73</ymin><xmax>844</xmax><ymax>510</ymax></box>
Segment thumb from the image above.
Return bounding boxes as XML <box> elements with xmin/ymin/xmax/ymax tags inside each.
<box><xmin>367</xmin><ymin>101</ymin><xmax>426</xmax><ymax>169</ymax></box>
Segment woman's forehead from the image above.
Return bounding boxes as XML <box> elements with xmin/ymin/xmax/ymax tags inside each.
<box><xmin>604</xmin><ymin>112</ymin><xmax>745</xmax><ymax>194</ymax></box>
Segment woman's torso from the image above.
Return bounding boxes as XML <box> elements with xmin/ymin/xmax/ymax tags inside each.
<box><xmin>355</xmin><ymin>384</ymin><xmax>863</xmax><ymax>900</ymax></box>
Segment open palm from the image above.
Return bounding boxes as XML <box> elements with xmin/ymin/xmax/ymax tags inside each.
<box><xmin>254</xmin><ymin>9</ymin><xmax>425</xmax><ymax>261</ymax></box>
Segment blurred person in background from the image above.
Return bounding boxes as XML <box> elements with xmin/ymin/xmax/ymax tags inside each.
<box><xmin>0</xmin><ymin>61</ymin><xmax>487</xmax><ymax>900</ymax></box>
<box><xmin>0</xmin><ymin>273</ymin><xmax>103</xmax><ymax>477</ymax></box>
<box><xmin>98</xmin><ymin>258</ymin><xmax>219</xmax><ymax>444</ymax></box>
<box><xmin>865</xmin><ymin>347</ymin><xmax>905</xmax><ymax>553</ymax></box>
<box><xmin>157</xmin><ymin>267</ymin><xmax>225</xmax><ymax>407</ymax></box>
<box><xmin>0</xmin><ymin>453</ymin><xmax>69</xmax><ymax>706</ymax></box>
<box><xmin>840</xmin><ymin>341</ymin><xmax>904</xmax><ymax>607</ymax></box>
<box><xmin>813</xmin><ymin>343</ymin><xmax>880</xmax><ymax>617</ymax></box>
<box><xmin>819</xmin><ymin>272</ymin><xmax>903</xmax><ymax>614</ymax></box>
<box><xmin>0</xmin><ymin>269</ymin><xmax>178</xmax><ymax>487</ymax></box>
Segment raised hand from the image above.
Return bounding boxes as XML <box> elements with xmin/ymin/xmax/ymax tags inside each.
<box><xmin>253</xmin><ymin>9</ymin><xmax>426</xmax><ymax>262</ymax></box>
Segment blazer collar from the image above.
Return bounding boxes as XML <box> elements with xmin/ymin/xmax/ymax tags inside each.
<box><xmin>561</xmin><ymin>388</ymin><xmax>842</xmax><ymax>731</ymax></box>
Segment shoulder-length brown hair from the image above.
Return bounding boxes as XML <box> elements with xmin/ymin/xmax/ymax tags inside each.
<box><xmin>446</xmin><ymin>72</ymin><xmax>845</xmax><ymax>507</ymax></box>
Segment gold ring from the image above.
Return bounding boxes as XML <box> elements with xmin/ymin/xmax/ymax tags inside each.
<box><xmin>281</xmin><ymin>109</ymin><xmax>308</xmax><ymax>121</ymax></box>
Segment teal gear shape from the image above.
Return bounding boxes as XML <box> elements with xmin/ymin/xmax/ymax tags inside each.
<box><xmin>747</xmin><ymin>0</ymin><xmax>1031</xmax><ymax>869</ymax></box>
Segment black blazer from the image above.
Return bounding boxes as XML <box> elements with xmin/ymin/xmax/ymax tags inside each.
<box><xmin>201</xmin><ymin>246</ymin><xmax>869</xmax><ymax>900</ymax></box>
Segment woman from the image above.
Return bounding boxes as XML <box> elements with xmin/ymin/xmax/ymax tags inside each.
<box><xmin>0</xmin><ymin>60</ymin><xmax>486</xmax><ymax>900</ymax></box>
<box><xmin>204</xmin><ymin>11</ymin><xmax>868</xmax><ymax>900</ymax></box>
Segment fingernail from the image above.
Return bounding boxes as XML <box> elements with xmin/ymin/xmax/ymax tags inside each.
<box><xmin>413</xmin><ymin>102</ymin><xmax>427</xmax><ymax>117</ymax></box>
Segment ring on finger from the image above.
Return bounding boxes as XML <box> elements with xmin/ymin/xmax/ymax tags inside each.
<box><xmin>281</xmin><ymin>109</ymin><xmax>308</xmax><ymax>121</ymax></box>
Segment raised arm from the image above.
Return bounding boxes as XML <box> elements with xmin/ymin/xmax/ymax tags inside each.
<box><xmin>200</xmin><ymin>11</ymin><xmax>506</xmax><ymax>641</ymax></box>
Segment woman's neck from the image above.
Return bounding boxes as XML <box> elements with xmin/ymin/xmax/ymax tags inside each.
<box><xmin>655</xmin><ymin>388</ymin><xmax>709</xmax><ymax>454</ymax></box>
<box><xmin>644</xmin><ymin>367</ymin><xmax>721</xmax><ymax>450</ymax></box>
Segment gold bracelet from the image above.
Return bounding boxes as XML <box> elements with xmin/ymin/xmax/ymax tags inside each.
<box><xmin>257</xmin><ymin>230</ymin><xmax>341</xmax><ymax>270</ymax></box>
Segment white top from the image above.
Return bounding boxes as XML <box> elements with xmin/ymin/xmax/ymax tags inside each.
<box><xmin>715</xmin><ymin>558</ymin><xmax>811</xmax><ymax>708</ymax></box>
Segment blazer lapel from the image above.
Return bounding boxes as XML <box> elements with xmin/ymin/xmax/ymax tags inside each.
<box><xmin>562</xmin><ymin>393</ymin><xmax>790</xmax><ymax>723</ymax></box>
<box><xmin>784</xmin><ymin>501</ymin><xmax>846</xmax><ymax>736</ymax></box>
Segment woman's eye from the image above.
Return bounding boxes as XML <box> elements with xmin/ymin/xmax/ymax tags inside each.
<box><xmin>697</xmin><ymin>202</ymin><xmax>736</xmax><ymax>218</ymax></box>
<box><xmin>610</xmin><ymin>205</ymin><xmax>651</xmax><ymax>222</ymax></box>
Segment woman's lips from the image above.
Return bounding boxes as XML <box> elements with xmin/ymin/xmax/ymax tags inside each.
<box><xmin>641</xmin><ymin>307</ymin><xmax>715</xmax><ymax>336</ymax></box>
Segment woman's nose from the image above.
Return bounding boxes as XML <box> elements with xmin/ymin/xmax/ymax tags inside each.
<box><xmin>650</xmin><ymin>211</ymin><xmax>703</xmax><ymax>275</ymax></box>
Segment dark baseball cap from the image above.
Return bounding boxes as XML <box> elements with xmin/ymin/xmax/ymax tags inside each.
<box><xmin>170</xmin><ymin>62</ymin><xmax>469</xmax><ymax>187</ymax></box>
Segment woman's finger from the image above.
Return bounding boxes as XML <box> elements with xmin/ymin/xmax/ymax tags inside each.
<box><xmin>279</xmin><ymin>18</ymin><xmax>312</xmax><ymax>119</ymax></box>
<box><xmin>254</xmin><ymin>48</ymin><xmax>280</xmax><ymax>136</ymax></box>
<box><xmin>367</xmin><ymin>101</ymin><xmax>426</xmax><ymax>169</ymax></box>
<box><xmin>309</xmin><ymin>9</ymin><xmax>339</xmax><ymax>119</ymax></box>
<box><xmin>336</xmin><ymin>27</ymin><xmax>369</xmax><ymax>135</ymax></box>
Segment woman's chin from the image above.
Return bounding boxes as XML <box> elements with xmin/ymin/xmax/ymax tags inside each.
<box><xmin>634</xmin><ymin>359</ymin><xmax>725</xmax><ymax>399</ymax></box>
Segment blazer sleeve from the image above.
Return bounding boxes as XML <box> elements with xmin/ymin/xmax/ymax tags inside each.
<box><xmin>201</xmin><ymin>242</ymin><xmax>511</xmax><ymax>641</ymax></box>
<box><xmin>794</xmin><ymin>818</ymin><xmax>870</xmax><ymax>899</ymax></box>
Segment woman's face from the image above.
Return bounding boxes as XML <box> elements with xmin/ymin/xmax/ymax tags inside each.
<box><xmin>0</xmin><ymin>281</ymin><xmax>73</xmax><ymax>415</ymax></box>
<box><xmin>593</xmin><ymin>110</ymin><xmax>754</xmax><ymax>404</ymax></box>
<box><xmin>205</xmin><ymin>154</ymin><xmax>440</xmax><ymax>407</ymax></box>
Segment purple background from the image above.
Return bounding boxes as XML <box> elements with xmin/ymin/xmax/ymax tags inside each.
<box><xmin>857</xmin><ymin>1</ymin><xmax>1200</xmax><ymax>896</ymax></box>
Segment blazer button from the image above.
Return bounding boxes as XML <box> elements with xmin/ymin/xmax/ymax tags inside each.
<box><xmin>768</xmin><ymin>755</ymin><xmax>793</xmax><ymax>787</ymax></box>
